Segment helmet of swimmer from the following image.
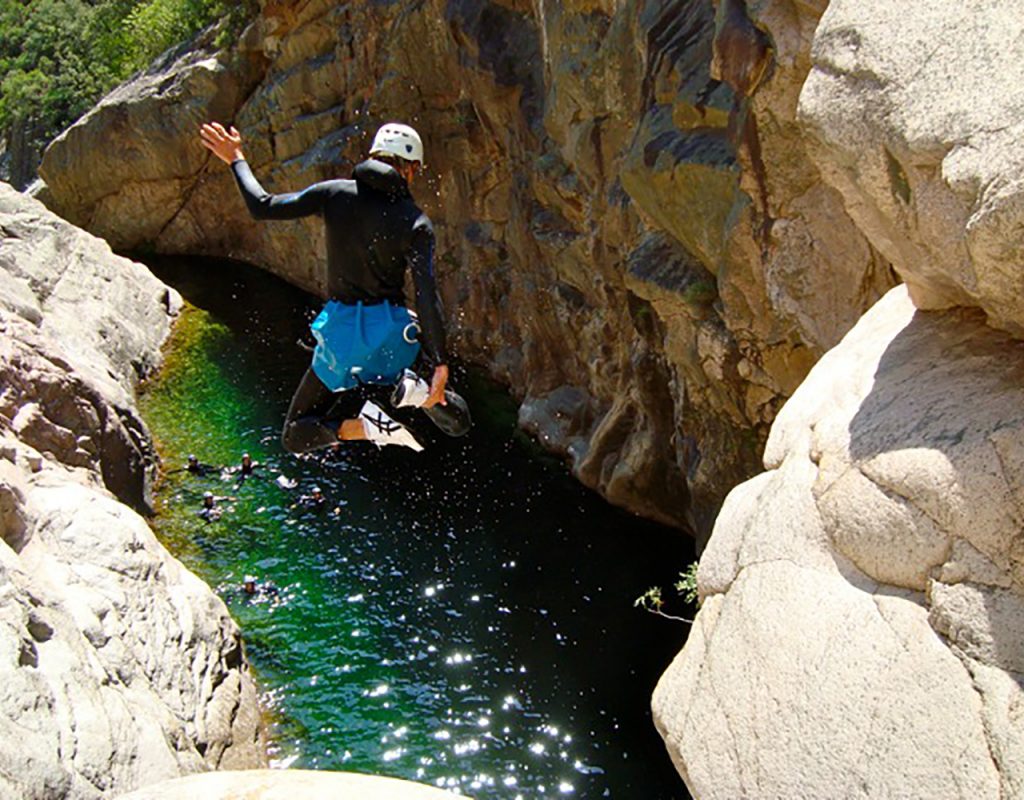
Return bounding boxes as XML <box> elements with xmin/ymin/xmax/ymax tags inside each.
<box><xmin>370</xmin><ymin>123</ymin><xmax>423</xmax><ymax>165</ymax></box>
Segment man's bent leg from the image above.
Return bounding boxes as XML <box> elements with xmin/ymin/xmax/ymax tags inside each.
<box><xmin>281</xmin><ymin>368</ymin><xmax>348</xmax><ymax>453</ymax></box>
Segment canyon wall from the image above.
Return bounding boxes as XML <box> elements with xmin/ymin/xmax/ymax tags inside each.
<box><xmin>34</xmin><ymin>0</ymin><xmax>895</xmax><ymax>535</ymax></box>
<box><xmin>0</xmin><ymin>183</ymin><xmax>265</xmax><ymax>799</ymax></box>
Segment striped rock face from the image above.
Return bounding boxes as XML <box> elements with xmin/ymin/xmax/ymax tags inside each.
<box><xmin>35</xmin><ymin>0</ymin><xmax>894</xmax><ymax>539</ymax></box>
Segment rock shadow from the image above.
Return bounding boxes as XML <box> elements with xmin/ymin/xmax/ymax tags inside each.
<box><xmin>850</xmin><ymin>307</ymin><xmax>1024</xmax><ymax>457</ymax></box>
<box><xmin>846</xmin><ymin>304</ymin><xmax>1024</xmax><ymax>675</ymax></box>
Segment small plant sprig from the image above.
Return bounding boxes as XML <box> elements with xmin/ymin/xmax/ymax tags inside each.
<box><xmin>634</xmin><ymin>561</ymin><xmax>699</xmax><ymax>624</ymax></box>
<box><xmin>675</xmin><ymin>560</ymin><xmax>699</xmax><ymax>605</ymax></box>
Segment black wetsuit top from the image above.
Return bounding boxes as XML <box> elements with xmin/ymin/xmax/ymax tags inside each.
<box><xmin>230</xmin><ymin>158</ymin><xmax>447</xmax><ymax>366</ymax></box>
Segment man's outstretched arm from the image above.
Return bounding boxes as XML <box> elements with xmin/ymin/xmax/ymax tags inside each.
<box><xmin>199</xmin><ymin>121</ymin><xmax>329</xmax><ymax>220</ymax></box>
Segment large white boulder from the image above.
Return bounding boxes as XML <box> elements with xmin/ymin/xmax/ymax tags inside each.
<box><xmin>0</xmin><ymin>477</ymin><xmax>263</xmax><ymax>798</ymax></box>
<box><xmin>113</xmin><ymin>769</ymin><xmax>470</xmax><ymax>799</ymax></box>
<box><xmin>799</xmin><ymin>0</ymin><xmax>1024</xmax><ymax>335</ymax></box>
<box><xmin>654</xmin><ymin>286</ymin><xmax>1024</xmax><ymax>798</ymax></box>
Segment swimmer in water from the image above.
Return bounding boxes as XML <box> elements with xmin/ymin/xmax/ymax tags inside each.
<box><xmin>197</xmin><ymin>491</ymin><xmax>235</xmax><ymax>522</ymax></box>
<box><xmin>170</xmin><ymin>453</ymin><xmax>219</xmax><ymax>477</ymax></box>
<box><xmin>224</xmin><ymin>452</ymin><xmax>261</xmax><ymax>483</ymax></box>
<box><xmin>241</xmin><ymin>574</ymin><xmax>280</xmax><ymax>603</ymax></box>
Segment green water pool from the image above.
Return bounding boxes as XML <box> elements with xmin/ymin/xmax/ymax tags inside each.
<box><xmin>138</xmin><ymin>256</ymin><xmax>694</xmax><ymax>799</ymax></box>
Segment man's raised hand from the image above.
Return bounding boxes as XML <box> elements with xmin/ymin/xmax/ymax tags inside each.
<box><xmin>200</xmin><ymin>122</ymin><xmax>245</xmax><ymax>164</ymax></box>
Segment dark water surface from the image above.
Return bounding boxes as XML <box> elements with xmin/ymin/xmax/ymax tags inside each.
<box><xmin>139</xmin><ymin>257</ymin><xmax>694</xmax><ymax>799</ymax></box>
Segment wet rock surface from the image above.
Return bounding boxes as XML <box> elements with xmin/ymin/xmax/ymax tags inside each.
<box><xmin>0</xmin><ymin>184</ymin><xmax>265</xmax><ymax>799</ymax></box>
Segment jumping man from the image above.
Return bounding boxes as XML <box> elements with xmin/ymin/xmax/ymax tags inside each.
<box><xmin>200</xmin><ymin>120</ymin><xmax>468</xmax><ymax>452</ymax></box>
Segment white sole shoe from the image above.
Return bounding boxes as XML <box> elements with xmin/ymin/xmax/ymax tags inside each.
<box><xmin>358</xmin><ymin>401</ymin><xmax>424</xmax><ymax>452</ymax></box>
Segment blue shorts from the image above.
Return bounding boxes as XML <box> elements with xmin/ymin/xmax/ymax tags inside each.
<box><xmin>310</xmin><ymin>300</ymin><xmax>421</xmax><ymax>392</ymax></box>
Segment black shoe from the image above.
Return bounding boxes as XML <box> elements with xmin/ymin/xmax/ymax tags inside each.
<box><xmin>422</xmin><ymin>390</ymin><xmax>472</xmax><ymax>437</ymax></box>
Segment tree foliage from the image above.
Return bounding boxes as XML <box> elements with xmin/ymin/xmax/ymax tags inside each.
<box><xmin>0</xmin><ymin>0</ymin><xmax>255</xmax><ymax>171</ymax></box>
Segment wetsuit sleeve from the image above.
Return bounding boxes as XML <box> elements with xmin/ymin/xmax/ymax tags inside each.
<box><xmin>230</xmin><ymin>159</ymin><xmax>331</xmax><ymax>220</ymax></box>
<box><xmin>408</xmin><ymin>221</ymin><xmax>448</xmax><ymax>367</ymax></box>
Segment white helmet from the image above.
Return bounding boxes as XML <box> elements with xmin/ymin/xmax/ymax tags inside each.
<box><xmin>369</xmin><ymin>123</ymin><xmax>424</xmax><ymax>163</ymax></box>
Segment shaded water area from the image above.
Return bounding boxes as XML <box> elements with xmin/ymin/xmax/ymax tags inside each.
<box><xmin>139</xmin><ymin>256</ymin><xmax>694</xmax><ymax>799</ymax></box>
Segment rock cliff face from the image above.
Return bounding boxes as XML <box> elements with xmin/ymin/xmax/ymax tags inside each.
<box><xmin>35</xmin><ymin>0</ymin><xmax>895</xmax><ymax>535</ymax></box>
<box><xmin>0</xmin><ymin>184</ymin><xmax>265</xmax><ymax>799</ymax></box>
<box><xmin>654</xmin><ymin>1</ymin><xmax>1024</xmax><ymax>797</ymax></box>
